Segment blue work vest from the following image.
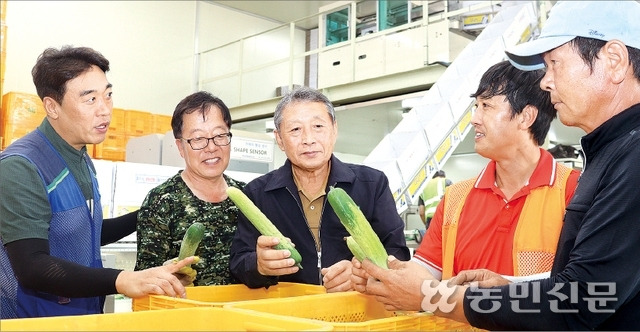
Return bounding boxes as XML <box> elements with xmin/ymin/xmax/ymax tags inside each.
<box><xmin>0</xmin><ymin>129</ymin><xmax>104</xmax><ymax>318</ymax></box>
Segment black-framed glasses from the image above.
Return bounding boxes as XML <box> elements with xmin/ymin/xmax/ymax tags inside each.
<box><xmin>182</xmin><ymin>133</ymin><xmax>232</xmax><ymax>150</ymax></box>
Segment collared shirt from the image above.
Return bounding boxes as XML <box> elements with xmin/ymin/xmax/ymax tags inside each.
<box><xmin>292</xmin><ymin>163</ymin><xmax>331</xmax><ymax>246</ymax></box>
<box><xmin>39</xmin><ymin>118</ymin><xmax>94</xmax><ymax>199</ymax></box>
<box><xmin>414</xmin><ymin>148</ymin><xmax>579</xmax><ymax>276</ymax></box>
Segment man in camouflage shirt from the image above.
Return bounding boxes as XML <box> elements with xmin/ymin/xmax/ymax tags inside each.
<box><xmin>135</xmin><ymin>173</ymin><xmax>244</xmax><ymax>285</ymax></box>
<box><xmin>135</xmin><ymin>91</ymin><xmax>245</xmax><ymax>286</ymax></box>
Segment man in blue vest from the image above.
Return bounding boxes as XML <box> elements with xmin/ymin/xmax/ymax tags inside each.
<box><xmin>0</xmin><ymin>46</ymin><xmax>195</xmax><ymax>319</ymax></box>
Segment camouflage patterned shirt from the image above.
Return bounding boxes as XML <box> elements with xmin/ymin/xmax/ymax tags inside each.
<box><xmin>134</xmin><ymin>171</ymin><xmax>245</xmax><ymax>285</ymax></box>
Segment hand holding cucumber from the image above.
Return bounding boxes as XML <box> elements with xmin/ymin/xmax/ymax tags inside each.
<box><xmin>164</xmin><ymin>222</ymin><xmax>205</xmax><ymax>286</ymax></box>
<box><xmin>227</xmin><ymin>187</ymin><xmax>303</xmax><ymax>274</ymax></box>
<box><xmin>255</xmin><ymin>235</ymin><xmax>302</xmax><ymax>276</ymax></box>
<box><xmin>328</xmin><ymin>186</ymin><xmax>389</xmax><ymax>269</ymax></box>
<box><xmin>163</xmin><ymin>256</ymin><xmax>200</xmax><ymax>287</ymax></box>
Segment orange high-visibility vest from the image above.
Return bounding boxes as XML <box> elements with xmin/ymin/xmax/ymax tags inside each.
<box><xmin>441</xmin><ymin>163</ymin><xmax>573</xmax><ymax>279</ymax></box>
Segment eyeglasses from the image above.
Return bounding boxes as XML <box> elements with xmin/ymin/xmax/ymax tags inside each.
<box><xmin>182</xmin><ymin>133</ymin><xmax>232</xmax><ymax>150</ymax></box>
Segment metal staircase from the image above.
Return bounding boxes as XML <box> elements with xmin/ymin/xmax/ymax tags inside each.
<box><xmin>363</xmin><ymin>1</ymin><xmax>541</xmax><ymax>213</ymax></box>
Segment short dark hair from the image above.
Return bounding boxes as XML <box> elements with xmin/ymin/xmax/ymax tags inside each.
<box><xmin>171</xmin><ymin>91</ymin><xmax>232</xmax><ymax>138</ymax></box>
<box><xmin>31</xmin><ymin>46</ymin><xmax>110</xmax><ymax>105</ymax></box>
<box><xmin>569</xmin><ymin>37</ymin><xmax>640</xmax><ymax>81</ymax></box>
<box><xmin>471</xmin><ymin>60</ymin><xmax>554</xmax><ymax>146</ymax></box>
<box><xmin>273</xmin><ymin>86</ymin><xmax>335</xmax><ymax>131</ymax></box>
<box><xmin>433</xmin><ymin>170</ymin><xmax>446</xmax><ymax>178</ymax></box>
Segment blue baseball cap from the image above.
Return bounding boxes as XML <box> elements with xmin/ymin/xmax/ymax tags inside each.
<box><xmin>506</xmin><ymin>1</ymin><xmax>640</xmax><ymax>71</ymax></box>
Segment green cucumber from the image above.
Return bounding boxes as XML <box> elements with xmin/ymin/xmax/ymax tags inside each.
<box><xmin>178</xmin><ymin>222</ymin><xmax>205</xmax><ymax>262</ymax></box>
<box><xmin>327</xmin><ymin>186</ymin><xmax>388</xmax><ymax>269</ymax></box>
<box><xmin>226</xmin><ymin>187</ymin><xmax>303</xmax><ymax>269</ymax></box>
<box><xmin>345</xmin><ymin>236</ymin><xmax>367</xmax><ymax>262</ymax></box>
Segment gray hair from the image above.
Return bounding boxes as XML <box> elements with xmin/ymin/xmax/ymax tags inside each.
<box><xmin>273</xmin><ymin>86</ymin><xmax>335</xmax><ymax>130</ymax></box>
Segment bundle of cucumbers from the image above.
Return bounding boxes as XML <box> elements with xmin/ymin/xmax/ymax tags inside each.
<box><xmin>227</xmin><ymin>186</ymin><xmax>303</xmax><ymax>269</ymax></box>
<box><xmin>327</xmin><ymin>186</ymin><xmax>389</xmax><ymax>269</ymax></box>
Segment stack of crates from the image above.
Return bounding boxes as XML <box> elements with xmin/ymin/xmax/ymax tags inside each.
<box><xmin>1</xmin><ymin>0</ymin><xmax>7</xmax><ymax>112</ymax></box>
<box><xmin>151</xmin><ymin>113</ymin><xmax>172</xmax><ymax>135</ymax></box>
<box><xmin>0</xmin><ymin>89</ymin><xmax>172</xmax><ymax>159</ymax></box>
<box><xmin>90</xmin><ymin>109</ymin><xmax>161</xmax><ymax>161</ymax></box>
<box><xmin>124</xmin><ymin>109</ymin><xmax>152</xmax><ymax>138</ymax></box>
<box><xmin>91</xmin><ymin>108</ymin><xmax>127</xmax><ymax>161</ymax></box>
<box><xmin>0</xmin><ymin>92</ymin><xmax>46</xmax><ymax>150</ymax></box>
<box><xmin>1</xmin><ymin>0</ymin><xmax>10</xmax><ymax>149</ymax></box>
<box><xmin>130</xmin><ymin>283</ymin><xmax>480</xmax><ymax>331</ymax></box>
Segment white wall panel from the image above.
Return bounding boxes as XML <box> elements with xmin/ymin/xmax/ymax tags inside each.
<box><xmin>3</xmin><ymin>1</ymin><xmax>196</xmax><ymax>115</ymax></box>
<box><xmin>318</xmin><ymin>44</ymin><xmax>353</xmax><ymax>88</ymax></box>
<box><xmin>2</xmin><ymin>1</ymin><xmax>289</xmax><ymax>115</ymax></box>
<box><xmin>200</xmin><ymin>42</ymin><xmax>242</xmax><ymax>78</ymax></box>
<box><xmin>386</xmin><ymin>26</ymin><xmax>428</xmax><ymax>74</ymax></box>
<box><xmin>354</xmin><ymin>37</ymin><xmax>384</xmax><ymax>81</ymax></box>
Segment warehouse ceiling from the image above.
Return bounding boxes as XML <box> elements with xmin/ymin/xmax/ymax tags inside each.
<box><xmin>210</xmin><ymin>1</ymin><xmax>336</xmax><ymax>28</ymax></box>
<box><xmin>210</xmin><ymin>1</ymin><xmax>448</xmax><ymax>29</ymax></box>
<box><xmin>212</xmin><ymin>0</ymin><xmax>585</xmax><ymax>158</ymax></box>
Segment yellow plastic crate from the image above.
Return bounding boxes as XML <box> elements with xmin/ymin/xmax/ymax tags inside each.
<box><xmin>108</xmin><ymin>108</ymin><xmax>126</xmax><ymax>134</ymax></box>
<box><xmin>0</xmin><ymin>306</ymin><xmax>333</xmax><ymax>331</ymax></box>
<box><xmin>1</xmin><ymin>23</ymin><xmax>6</xmax><ymax>99</ymax></box>
<box><xmin>151</xmin><ymin>113</ymin><xmax>172</xmax><ymax>134</ymax></box>
<box><xmin>1</xmin><ymin>92</ymin><xmax>46</xmax><ymax>149</ymax></box>
<box><xmin>92</xmin><ymin>133</ymin><xmax>127</xmax><ymax>161</ymax></box>
<box><xmin>132</xmin><ymin>282</ymin><xmax>326</xmax><ymax>311</ymax></box>
<box><xmin>93</xmin><ymin>147</ymin><xmax>125</xmax><ymax>161</ymax></box>
<box><xmin>225</xmin><ymin>291</ymin><xmax>479</xmax><ymax>331</ymax></box>
<box><xmin>1</xmin><ymin>0</ymin><xmax>6</xmax><ymax>21</ymax></box>
<box><xmin>414</xmin><ymin>314</ymin><xmax>481</xmax><ymax>331</ymax></box>
<box><xmin>124</xmin><ymin>109</ymin><xmax>152</xmax><ymax>137</ymax></box>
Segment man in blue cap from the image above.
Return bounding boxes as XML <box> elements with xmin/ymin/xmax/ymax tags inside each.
<box><xmin>353</xmin><ymin>1</ymin><xmax>640</xmax><ymax>330</ymax></box>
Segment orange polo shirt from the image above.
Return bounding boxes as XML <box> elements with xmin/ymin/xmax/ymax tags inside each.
<box><xmin>414</xmin><ymin>149</ymin><xmax>580</xmax><ymax>276</ymax></box>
